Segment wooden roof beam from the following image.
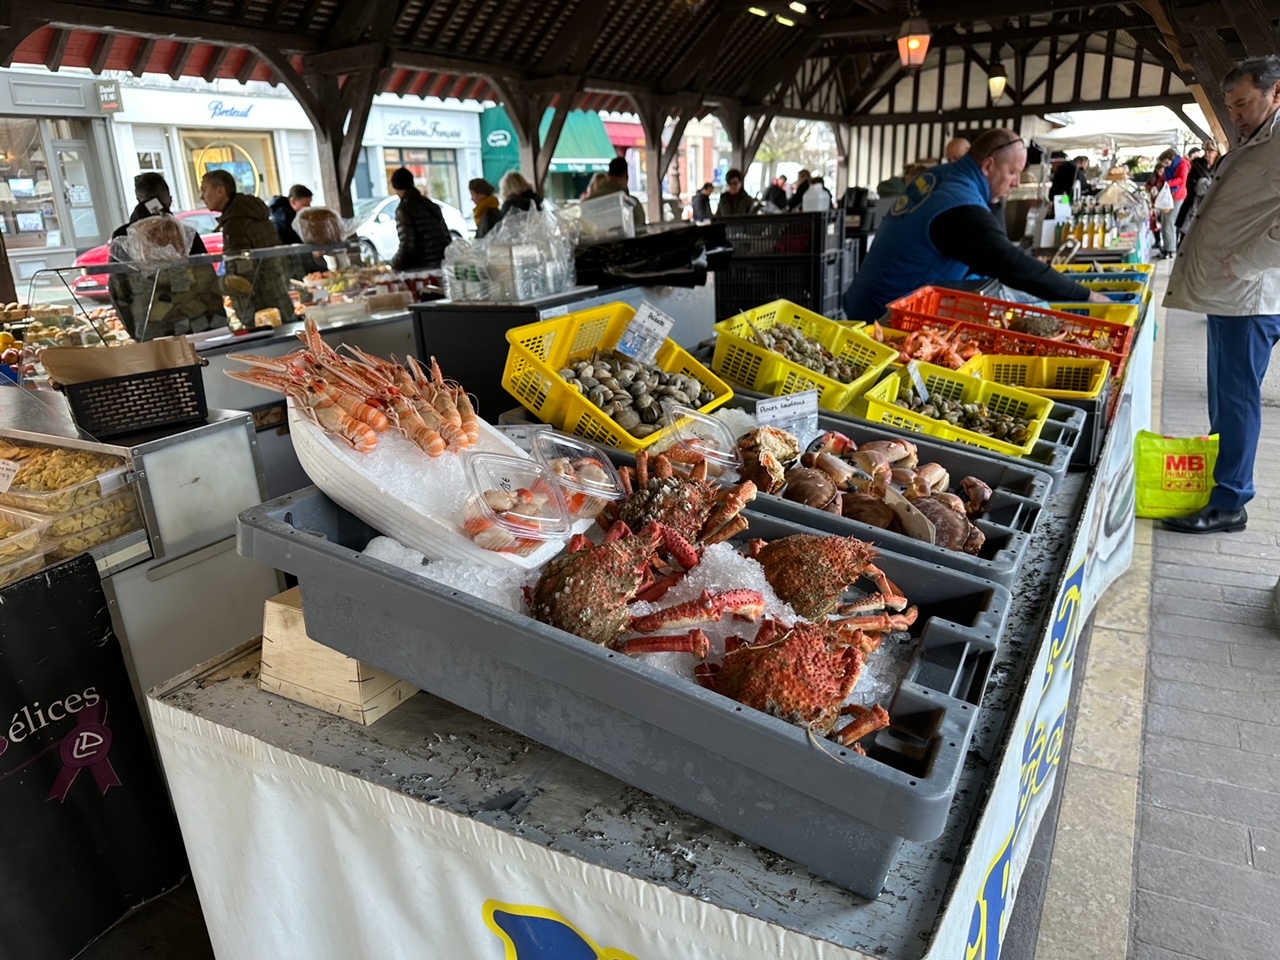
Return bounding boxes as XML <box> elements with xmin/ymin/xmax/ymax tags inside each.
<box><xmin>44</xmin><ymin>27</ymin><xmax>70</xmax><ymax>72</ymax></box>
<box><xmin>818</xmin><ymin>0</ymin><xmax>1132</xmax><ymax>38</ymax></box>
<box><xmin>39</xmin><ymin>1</ymin><xmax>319</xmax><ymax>53</ymax></box>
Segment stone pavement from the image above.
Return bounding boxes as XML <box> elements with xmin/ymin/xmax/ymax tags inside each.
<box><xmin>1033</xmin><ymin>263</ymin><xmax>1280</xmax><ymax>960</ymax></box>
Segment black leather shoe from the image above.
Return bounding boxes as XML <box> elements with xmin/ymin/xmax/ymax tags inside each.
<box><xmin>1162</xmin><ymin>506</ymin><xmax>1248</xmax><ymax>533</ymax></box>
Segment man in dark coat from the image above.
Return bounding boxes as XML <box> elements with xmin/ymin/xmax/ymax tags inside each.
<box><xmin>389</xmin><ymin>167</ymin><xmax>452</xmax><ymax>271</ymax></box>
<box><xmin>200</xmin><ymin>168</ymin><xmax>293</xmax><ymax>325</ymax></box>
<box><xmin>269</xmin><ymin>184</ymin><xmax>312</xmax><ymax>245</ymax></box>
<box><xmin>690</xmin><ymin>183</ymin><xmax>714</xmax><ymax>223</ymax></box>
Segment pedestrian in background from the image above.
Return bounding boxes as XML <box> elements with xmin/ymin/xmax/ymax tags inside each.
<box><xmin>1153</xmin><ymin>147</ymin><xmax>1188</xmax><ymax>258</ymax></box>
<box><xmin>690</xmin><ymin>183</ymin><xmax>714</xmax><ymax>223</ymax></box>
<box><xmin>388</xmin><ymin>167</ymin><xmax>452</xmax><ymax>271</ymax></box>
<box><xmin>469</xmin><ymin>178</ymin><xmax>501</xmax><ymax>239</ymax></box>
<box><xmin>944</xmin><ymin>137</ymin><xmax>971</xmax><ymax>162</ymax></box>
<box><xmin>201</xmin><ymin>168</ymin><xmax>293</xmax><ymax>325</ymax></box>
<box><xmin>715</xmin><ymin>168</ymin><xmax>757</xmax><ymax>217</ymax></box>
<box><xmin>786</xmin><ymin>168</ymin><xmax>812</xmax><ymax>209</ymax></box>
<box><xmin>498</xmin><ymin>170</ymin><xmax>543</xmax><ymax>218</ymax></box>
<box><xmin>269</xmin><ymin>184</ymin><xmax>312</xmax><ymax>246</ymax></box>
<box><xmin>765</xmin><ymin>174</ymin><xmax>788</xmax><ymax>210</ymax></box>
<box><xmin>1164</xmin><ymin>55</ymin><xmax>1280</xmax><ymax>534</ymax></box>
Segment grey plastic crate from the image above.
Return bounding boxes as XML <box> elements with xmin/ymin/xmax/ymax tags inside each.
<box><xmin>238</xmin><ymin>490</ymin><xmax>1011</xmax><ymax>898</ymax></box>
<box><xmin>497</xmin><ymin>403</ymin><xmax>1049</xmax><ymax>588</ymax></box>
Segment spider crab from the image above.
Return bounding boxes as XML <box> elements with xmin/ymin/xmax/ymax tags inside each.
<box><xmin>748</xmin><ymin>533</ymin><xmax>918</xmax><ymax>632</ymax></box>
<box><xmin>526</xmin><ymin>521</ymin><xmax>765</xmax><ymax>654</ymax></box>
<box><xmin>696</xmin><ymin>618</ymin><xmax>892</xmax><ymax>750</ymax></box>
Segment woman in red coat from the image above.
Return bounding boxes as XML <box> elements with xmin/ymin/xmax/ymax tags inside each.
<box><xmin>1154</xmin><ymin>148</ymin><xmax>1188</xmax><ymax>258</ymax></box>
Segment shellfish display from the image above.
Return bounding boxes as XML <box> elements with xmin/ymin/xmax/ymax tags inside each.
<box><xmin>556</xmin><ymin>352</ymin><xmax>717</xmax><ymax>439</ymax></box>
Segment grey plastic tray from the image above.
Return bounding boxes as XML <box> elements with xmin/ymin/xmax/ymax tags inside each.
<box><xmin>238</xmin><ymin>489</ymin><xmax>1011</xmax><ymax>898</ymax></box>
<box><xmin>498</xmin><ymin>402</ymin><xmax>1051</xmax><ymax>588</ymax></box>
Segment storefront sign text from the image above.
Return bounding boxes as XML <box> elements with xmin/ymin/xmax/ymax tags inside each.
<box><xmin>487</xmin><ymin>130</ymin><xmax>512</xmax><ymax>148</ymax></box>
<box><xmin>208</xmin><ymin>100</ymin><xmax>254</xmax><ymax>120</ymax></box>
<box><xmin>386</xmin><ymin>119</ymin><xmax>463</xmax><ymax>140</ymax></box>
<box><xmin>95</xmin><ymin>80</ymin><xmax>121</xmax><ymax>113</ymax></box>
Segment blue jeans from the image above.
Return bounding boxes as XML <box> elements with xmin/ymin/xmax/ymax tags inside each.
<box><xmin>1206</xmin><ymin>313</ymin><xmax>1280</xmax><ymax>510</ymax></box>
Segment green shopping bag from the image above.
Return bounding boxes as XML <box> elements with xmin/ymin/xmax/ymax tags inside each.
<box><xmin>1134</xmin><ymin>430</ymin><xmax>1219</xmax><ymax>518</ymax></box>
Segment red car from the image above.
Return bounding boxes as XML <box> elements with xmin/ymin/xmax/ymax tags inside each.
<box><xmin>71</xmin><ymin>209</ymin><xmax>224</xmax><ymax>299</ymax></box>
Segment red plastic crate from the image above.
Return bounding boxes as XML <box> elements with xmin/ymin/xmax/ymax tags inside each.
<box><xmin>887</xmin><ymin>286</ymin><xmax>1133</xmax><ymax>372</ymax></box>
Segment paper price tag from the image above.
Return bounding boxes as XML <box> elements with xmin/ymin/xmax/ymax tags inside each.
<box><xmin>755</xmin><ymin>390</ymin><xmax>820</xmax><ymax>445</ymax></box>
<box><xmin>883</xmin><ymin>486</ymin><xmax>936</xmax><ymax>545</ymax></box>
<box><xmin>0</xmin><ymin>459</ymin><xmax>18</xmax><ymax>495</ymax></box>
<box><xmin>615</xmin><ymin>302</ymin><xmax>675</xmax><ymax>367</ymax></box>
<box><xmin>906</xmin><ymin>361</ymin><xmax>930</xmax><ymax>404</ymax></box>
<box><xmin>97</xmin><ymin>468</ymin><xmax>127</xmax><ymax>496</ymax></box>
<box><xmin>494</xmin><ymin>423</ymin><xmax>549</xmax><ymax>453</ymax></box>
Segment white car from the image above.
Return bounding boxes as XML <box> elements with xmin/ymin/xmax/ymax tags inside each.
<box><xmin>352</xmin><ymin>195</ymin><xmax>473</xmax><ymax>264</ymax></box>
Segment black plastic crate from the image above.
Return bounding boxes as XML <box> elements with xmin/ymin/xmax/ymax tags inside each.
<box><xmin>60</xmin><ymin>363</ymin><xmax>209</xmax><ymax>439</ymax></box>
<box><xmin>721</xmin><ymin>210</ymin><xmax>843</xmax><ymax>256</ymax></box>
<box><xmin>1057</xmin><ymin>375</ymin><xmax>1112</xmax><ymax>468</ymax></box>
<box><xmin>715</xmin><ymin>250</ymin><xmax>843</xmax><ymax>319</ymax></box>
<box><xmin>841</xmin><ymin>238</ymin><xmax>858</xmax><ymax>290</ymax></box>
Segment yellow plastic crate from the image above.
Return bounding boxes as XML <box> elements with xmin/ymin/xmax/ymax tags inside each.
<box><xmin>502</xmin><ymin>302</ymin><xmax>733</xmax><ymax>454</ymax></box>
<box><xmin>870</xmin><ymin>326</ymin><xmax>984</xmax><ymax>374</ymax></box>
<box><xmin>712</xmin><ymin>300</ymin><xmax>898</xmax><ymax>411</ymax></box>
<box><xmin>1048</xmin><ymin>302</ymin><xmax>1141</xmax><ymax>326</ymax></box>
<box><xmin>972</xmin><ymin>355</ymin><xmax>1111</xmax><ymax>400</ymax></box>
<box><xmin>1078</xmin><ymin>278</ymin><xmax>1147</xmax><ymax>294</ymax></box>
<box><xmin>1054</xmin><ymin>262</ymin><xmax>1155</xmax><ymax>276</ymax></box>
<box><xmin>861</xmin><ymin>362</ymin><xmax>1054</xmax><ymax>458</ymax></box>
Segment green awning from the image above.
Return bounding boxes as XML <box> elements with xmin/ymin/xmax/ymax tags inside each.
<box><xmin>480</xmin><ymin>106</ymin><xmax>616</xmax><ymax>183</ymax></box>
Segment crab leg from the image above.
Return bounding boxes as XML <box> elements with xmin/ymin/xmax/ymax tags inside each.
<box><xmin>633</xmin><ymin>570</ymin><xmax>687</xmax><ymax>603</ymax></box>
<box><xmin>618</xmin><ymin>629</ymin><xmax>710</xmax><ymax>659</ymax></box>
<box><xmin>701</xmin><ymin>515</ymin><xmax>748</xmax><ymax>548</ymax></box>
<box><xmin>701</xmin><ymin>480</ymin><xmax>758</xmax><ymax>541</ymax></box>
<box><xmin>630</xmin><ymin>588</ymin><xmax>766</xmax><ymax>633</ymax></box>
<box><xmin>830</xmin><ymin>703</ymin><xmax>891</xmax><ymax>746</ymax></box>
<box><xmin>833</xmin><ymin>605</ymin><xmax>919</xmax><ymax>634</ymax></box>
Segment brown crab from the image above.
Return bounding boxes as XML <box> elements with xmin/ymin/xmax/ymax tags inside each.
<box><xmin>605</xmin><ymin>450</ymin><xmax>758</xmax><ymax>569</ymax></box>
<box><xmin>737</xmin><ymin>426</ymin><xmax>801</xmax><ymax>494</ymax></box>
<box><xmin>747</xmin><ymin>534</ymin><xmax>917</xmax><ymax>632</ymax></box>
<box><xmin>695</xmin><ymin>618</ymin><xmax>892</xmax><ymax>748</ymax></box>
<box><xmin>527</xmin><ymin>521</ymin><xmax>765</xmax><ymax>652</ymax></box>
<box><xmin>960</xmin><ymin>476</ymin><xmax>993</xmax><ymax>518</ymax></box>
<box><xmin>906</xmin><ymin>493</ymin><xmax>986</xmax><ymax>555</ymax></box>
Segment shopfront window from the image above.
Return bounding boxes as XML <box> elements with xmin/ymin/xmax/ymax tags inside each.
<box><xmin>383</xmin><ymin>148</ymin><xmax>459</xmax><ymax>210</ymax></box>
<box><xmin>182</xmin><ymin>131</ymin><xmax>281</xmax><ymax>201</ymax></box>
<box><xmin>0</xmin><ymin>117</ymin><xmax>61</xmax><ymax>251</ymax></box>
<box><xmin>138</xmin><ymin>150</ymin><xmax>165</xmax><ymax>173</ymax></box>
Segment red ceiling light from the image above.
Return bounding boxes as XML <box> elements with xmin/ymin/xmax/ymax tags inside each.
<box><xmin>897</xmin><ymin>17</ymin><xmax>932</xmax><ymax>70</ymax></box>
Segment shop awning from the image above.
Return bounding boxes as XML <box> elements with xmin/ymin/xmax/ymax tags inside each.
<box><xmin>480</xmin><ymin>106</ymin><xmax>617</xmax><ymax>182</ymax></box>
<box><xmin>604</xmin><ymin>121</ymin><xmax>646</xmax><ymax>149</ymax></box>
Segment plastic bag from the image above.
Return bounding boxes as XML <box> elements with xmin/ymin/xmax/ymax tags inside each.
<box><xmin>1134</xmin><ymin>430</ymin><xmax>1218</xmax><ymax>518</ymax></box>
<box><xmin>1153</xmin><ymin>183</ymin><xmax>1174</xmax><ymax>212</ymax></box>
<box><xmin>123</xmin><ymin>214</ymin><xmax>197</xmax><ymax>262</ymax></box>
<box><xmin>442</xmin><ymin>199</ymin><xmax>577</xmax><ymax>302</ymax></box>
<box><xmin>295</xmin><ymin>207</ymin><xmax>344</xmax><ymax>245</ymax></box>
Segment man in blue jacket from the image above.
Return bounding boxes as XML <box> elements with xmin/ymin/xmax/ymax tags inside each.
<box><xmin>844</xmin><ymin>128</ymin><xmax>1107</xmax><ymax>321</ymax></box>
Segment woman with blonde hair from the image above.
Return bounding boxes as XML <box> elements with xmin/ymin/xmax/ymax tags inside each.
<box><xmin>499</xmin><ymin>170</ymin><xmax>542</xmax><ymax>218</ymax></box>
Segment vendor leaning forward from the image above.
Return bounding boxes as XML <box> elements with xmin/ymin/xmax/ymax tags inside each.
<box><xmin>1164</xmin><ymin>56</ymin><xmax>1280</xmax><ymax>534</ymax></box>
<box><xmin>843</xmin><ymin>129</ymin><xmax>1110</xmax><ymax>322</ymax></box>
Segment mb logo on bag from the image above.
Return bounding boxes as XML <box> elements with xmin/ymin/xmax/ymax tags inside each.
<box><xmin>1164</xmin><ymin>453</ymin><xmax>1208</xmax><ymax>492</ymax></box>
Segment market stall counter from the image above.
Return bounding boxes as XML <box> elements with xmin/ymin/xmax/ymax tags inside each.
<box><xmin>142</xmin><ymin>286</ymin><xmax>1155</xmax><ymax>958</ymax></box>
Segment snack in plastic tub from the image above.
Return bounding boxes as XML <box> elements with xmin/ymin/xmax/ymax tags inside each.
<box><xmin>0</xmin><ymin>442</ymin><xmax>129</xmax><ymax>515</ymax></box>
<box><xmin>663</xmin><ymin>402</ymin><xmax>742</xmax><ymax>482</ymax></box>
<box><xmin>0</xmin><ymin>507</ymin><xmax>49</xmax><ymax>561</ymax></box>
<box><xmin>0</xmin><ymin>549</ymin><xmax>47</xmax><ymax>588</ymax></box>
<box><xmin>295</xmin><ymin>207</ymin><xmax>344</xmax><ymax>245</ymax></box>
<box><xmin>45</xmin><ymin>510</ymin><xmax>142</xmax><ymax>560</ymax></box>
<box><xmin>530</xmin><ymin>432</ymin><xmax>624</xmax><ymax>520</ymax></box>
<box><xmin>462</xmin><ymin>452</ymin><xmax>571</xmax><ymax>556</ymax></box>
<box><xmin>42</xmin><ymin>489</ymin><xmax>140</xmax><ymax>539</ymax></box>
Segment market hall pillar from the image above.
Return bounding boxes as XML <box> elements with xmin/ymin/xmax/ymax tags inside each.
<box><xmin>634</xmin><ymin>97</ymin><xmax>696</xmax><ymax>225</ymax></box>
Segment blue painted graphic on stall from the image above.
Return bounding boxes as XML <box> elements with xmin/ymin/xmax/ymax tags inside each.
<box><xmin>484</xmin><ymin>900</ymin><xmax>639</xmax><ymax>960</ymax></box>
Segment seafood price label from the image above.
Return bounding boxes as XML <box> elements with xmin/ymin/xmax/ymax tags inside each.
<box><xmin>0</xmin><ymin>459</ymin><xmax>18</xmax><ymax>494</ymax></box>
<box><xmin>494</xmin><ymin>423</ymin><xmax>550</xmax><ymax>452</ymax></box>
<box><xmin>906</xmin><ymin>361</ymin><xmax>930</xmax><ymax>403</ymax></box>
<box><xmin>616</xmin><ymin>302</ymin><xmax>675</xmax><ymax>366</ymax></box>
<box><xmin>755</xmin><ymin>390</ymin><xmax>820</xmax><ymax>443</ymax></box>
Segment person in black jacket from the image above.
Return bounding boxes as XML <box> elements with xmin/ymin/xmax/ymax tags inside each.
<box><xmin>389</xmin><ymin>167</ymin><xmax>451</xmax><ymax>271</ymax></box>
<box><xmin>269</xmin><ymin>184</ymin><xmax>312</xmax><ymax>245</ymax></box>
<box><xmin>786</xmin><ymin>169</ymin><xmax>812</xmax><ymax>210</ymax></box>
<box><xmin>764</xmin><ymin>175</ymin><xmax>788</xmax><ymax>210</ymax></box>
<box><xmin>690</xmin><ymin>183</ymin><xmax>714</xmax><ymax>223</ymax></box>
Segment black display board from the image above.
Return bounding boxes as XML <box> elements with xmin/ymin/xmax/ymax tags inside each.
<box><xmin>0</xmin><ymin>556</ymin><xmax>187</xmax><ymax>960</ymax></box>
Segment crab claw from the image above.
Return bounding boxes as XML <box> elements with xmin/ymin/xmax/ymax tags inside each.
<box><xmin>831</xmin><ymin>703</ymin><xmax>891</xmax><ymax>746</ymax></box>
<box><xmin>858</xmin><ymin>439</ymin><xmax>918</xmax><ymax>467</ymax></box>
<box><xmin>960</xmin><ymin>476</ymin><xmax>993</xmax><ymax>518</ymax></box>
<box><xmin>812</xmin><ymin>431</ymin><xmax>857</xmax><ymax>456</ymax></box>
<box><xmin>916</xmin><ymin>462</ymin><xmax>950</xmax><ymax>492</ymax></box>
<box><xmin>620</xmin><ymin>629</ymin><xmax>711</xmax><ymax>659</ymax></box>
<box><xmin>629</xmin><ymin>588</ymin><xmax>766</xmax><ymax>633</ymax></box>
<box><xmin>633</xmin><ymin>569</ymin><xmax>687</xmax><ymax>603</ymax></box>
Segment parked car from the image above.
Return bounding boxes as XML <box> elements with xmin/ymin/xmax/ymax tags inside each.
<box><xmin>352</xmin><ymin>195</ymin><xmax>472</xmax><ymax>265</ymax></box>
<box><xmin>71</xmin><ymin>209</ymin><xmax>224</xmax><ymax>300</ymax></box>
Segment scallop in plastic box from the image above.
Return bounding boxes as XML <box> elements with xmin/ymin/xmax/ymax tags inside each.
<box><xmin>530</xmin><ymin>432</ymin><xmax>625</xmax><ymax>521</ymax></box>
<box><xmin>462</xmin><ymin>452</ymin><xmax>573</xmax><ymax>557</ymax></box>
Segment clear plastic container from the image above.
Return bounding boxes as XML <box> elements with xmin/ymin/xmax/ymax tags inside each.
<box><xmin>0</xmin><ymin>506</ymin><xmax>49</xmax><ymax>562</ymax></box>
<box><xmin>42</xmin><ymin>488</ymin><xmax>141</xmax><ymax>539</ymax></box>
<box><xmin>44</xmin><ymin>509</ymin><xmax>142</xmax><ymax>560</ymax></box>
<box><xmin>0</xmin><ymin>548</ymin><xmax>48</xmax><ymax>588</ymax></box>
<box><xmin>0</xmin><ymin>453</ymin><xmax>129</xmax><ymax>515</ymax></box>
<box><xmin>530</xmin><ymin>431</ymin><xmax>625</xmax><ymax>521</ymax></box>
<box><xmin>461</xmin><ymin>452</ymin><xmax>572</xmax><ymax>557</ymax></box>
<box><xmin>663</xmin><ymin>402</ymin><xmax>743</xmax><ymax>483</ymax></box>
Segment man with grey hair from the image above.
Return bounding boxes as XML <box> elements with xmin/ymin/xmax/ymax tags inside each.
<box><xmin>1165</xmin><ymin>55</ymin><xmax>1280</xmax><ymax>533</ymax></box>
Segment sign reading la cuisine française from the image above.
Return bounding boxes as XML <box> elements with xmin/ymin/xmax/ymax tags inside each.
<box><xmin>386</xmin><ymin>118</ymin><xmax>464</xmax><ymax>140</ymax></box>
